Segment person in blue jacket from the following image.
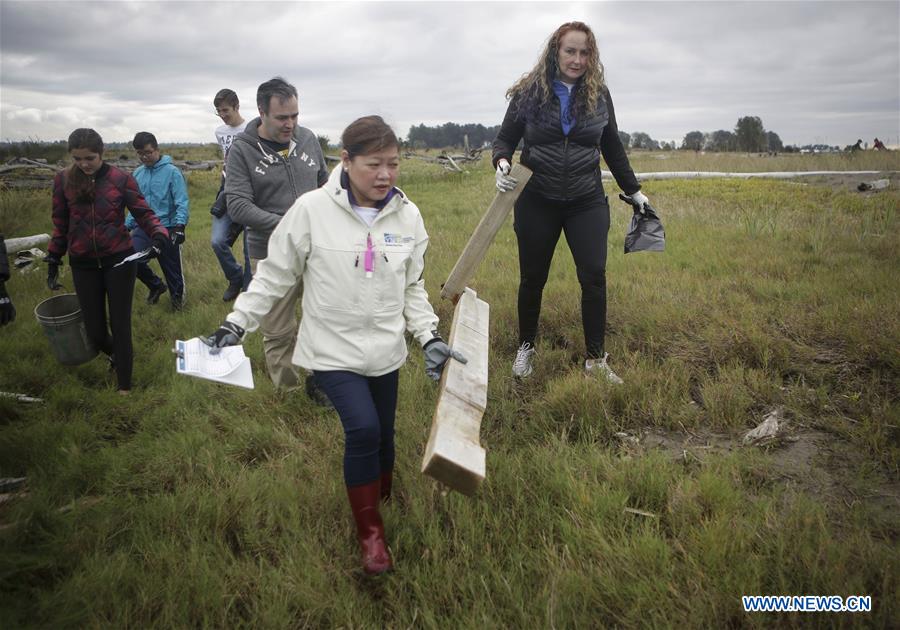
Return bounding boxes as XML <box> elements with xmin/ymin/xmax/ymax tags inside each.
<box><xmin>127</xmin><ymin>131</ymin><xmax>190</xmax><ymax>310</ymax></box>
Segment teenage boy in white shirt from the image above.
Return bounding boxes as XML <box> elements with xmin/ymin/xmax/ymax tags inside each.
<box><xmin>211</xmin><ymin>89</ymin><xmax>251</xmax><ymax>301</ymax></box>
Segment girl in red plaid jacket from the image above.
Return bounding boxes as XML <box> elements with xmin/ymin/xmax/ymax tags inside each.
<box><xmin>46</xmin><ymin>128</ymin><xmax>168</xmax><ymax>393</ymax></box>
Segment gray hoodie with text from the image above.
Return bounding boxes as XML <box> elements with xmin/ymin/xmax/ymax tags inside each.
<box><xmin>225</xmin><ymin>117</ymin><xmax>328</xmax><ymax>258</ymax></box>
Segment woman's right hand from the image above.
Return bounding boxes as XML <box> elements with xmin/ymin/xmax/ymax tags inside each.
<box><xmin>495</xmin><ymin>159</ymin><xmax>518</xmax><ymax>193</ymax></box>
<box><xmin>45</xmin><ymin>254</ymin><xmax>63</xmax><ymax>291</ymax></box>
<box><xmin>202</xmin><ymin>320</ymin><xmax>245</xmax><ymax>354</ymax></box>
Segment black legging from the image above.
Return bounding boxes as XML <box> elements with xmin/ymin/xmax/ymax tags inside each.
<box><xmin>71</xmin><ymin>262</ymin><xmax>137</xmax><ymax>390</ymax></box>
<box><xmin>514</xmin><ymin>188</ymin><xmax>610</xmax><ymax>359</ymax></box>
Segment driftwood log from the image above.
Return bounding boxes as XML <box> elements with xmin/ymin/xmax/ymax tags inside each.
<box><xmin>0</xmin><ymin>156</ymin><xmax>220</xmax><ymax>177</ymax></box>
<box><xmin>4</xmin><ymin>234</ymin><xmax>50</xmax><ymax>254</ymax></box>
<box><xmin>605</xmin><ymin>170</ymin><xmax>899</xmax><ymax>181</ymax></box>
<box><xmin>0</xmin><ymin>163</ymin><xmax>59</xmax><ymax>175</ymax></box>
<box><xmin>404</xmin><ymin>148</ymin><xmax>485</xmax><ymax>172</ymax></box>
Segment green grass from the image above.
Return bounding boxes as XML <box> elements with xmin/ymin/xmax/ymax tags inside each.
<box><xmin>0</xmin><ymin>153</ymin><xmax>897</xmax><ymax>627</ymax></box>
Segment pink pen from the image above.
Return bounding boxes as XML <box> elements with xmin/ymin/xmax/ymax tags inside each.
<box><xmin>364</xmin><ymin>233</ymin><xmax>375</xmax><ymax>278</ymax></box>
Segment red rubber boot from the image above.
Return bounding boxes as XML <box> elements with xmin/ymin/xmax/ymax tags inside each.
<box><xmin>346</xmin><ymin>480</ymin><xmax>393</xmax><ymax>575</ymax></box>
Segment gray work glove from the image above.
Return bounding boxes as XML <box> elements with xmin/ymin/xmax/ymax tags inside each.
<box><xmin>621</xmin><ymin>190</ymin><xmax>650</xmax><ymax>215</ymax></box>
<box><xmin>495</xmin><ymin>159</ymin><xmax>517</xmax><ymax>193</ymax></box>
<box><xmin>423</xmin><ymin>336</ymin><xmax>468</xmax><ymax>381</ymax></box>
<box><xmin>202</xmin><ymin>320</ymin><xmax>245</xmax><ymax>354</ymax></box>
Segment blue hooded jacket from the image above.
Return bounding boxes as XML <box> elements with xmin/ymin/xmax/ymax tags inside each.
<box><xmin>126</xmin><ymin>155</ymin><xmax>189</xmax><ymax>229</ymax></box>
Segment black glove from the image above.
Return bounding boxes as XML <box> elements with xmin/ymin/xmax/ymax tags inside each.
<box><xmin>45</xmin><ymin>254</ymin><xmax>63</xmax><ymax>290</ymax></box>
<box><xmin>0</xmin><ymin>282</ymin><xmax>15</xmax><ymax>326</ymax></box>
<box><xmin>151</xmin><ymin>232</ymin><xmax>170</xmax><ymax>257</ymax></box>
<box><xmin>201</xmin><ymin>321</ymin><xmax>245</xmax><ymax>354</ymax></box>
<box><xmin>170</xmin><ymin>225</ymin><xmax>186</xmax><ymax>246</ymax></box>
<box><xmin>423</xmin><ymin>336</ymin><xmax>468</xmax><ymax>381</ymax></box>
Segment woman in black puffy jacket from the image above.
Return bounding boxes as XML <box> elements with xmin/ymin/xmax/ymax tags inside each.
<box><xmin>492</xmin><ymin>20</ymin><xmax>652</xmax><ymax>384</ymax></box>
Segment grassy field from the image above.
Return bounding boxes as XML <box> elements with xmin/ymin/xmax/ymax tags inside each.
<box><xmin>0</xmin><ymin>151</ymin><xmax>898</xmax><ymax>627</ymax></box>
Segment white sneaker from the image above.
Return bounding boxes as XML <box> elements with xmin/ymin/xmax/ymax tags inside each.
<box><xmin>585</xmin><ymin>353</ymin><xmax>624</xmax><ymax>385</ymax></box>
<box><xmin>512</xmin><ymin>342</ymin><xmax>536</xmax><ymax>378</ymax></box>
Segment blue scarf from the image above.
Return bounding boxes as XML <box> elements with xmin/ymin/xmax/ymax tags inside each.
<box><xmin>552</xmin><ymin>80</ymin><xmax>576</xmax><ymax>136</ymax></box>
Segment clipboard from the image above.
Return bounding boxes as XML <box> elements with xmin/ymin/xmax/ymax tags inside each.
<box><xmin>174</xmin><ymin>338</ymin><xmax>254</xmax><ymax>389</ymax></box>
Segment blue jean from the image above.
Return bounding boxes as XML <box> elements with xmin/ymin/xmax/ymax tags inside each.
<box><xmin>313</xmin><ymin>369</ymin><xmax>399</xmax><ymax>487</ymax></box>
<box><xmin>130</xmin><ymin>227</ymin><xmax>184</xmax><ymax>300</ymax></box>
<box><xmin>211</xmin><ymin>212</ymin><xmax>251</xmax><ymax>289</ymax></box>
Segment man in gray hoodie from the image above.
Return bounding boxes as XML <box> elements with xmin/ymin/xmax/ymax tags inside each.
<box><xmin>225</xmin><ymin>76</ymin><xmax>328</xmax><ymax>389</ymax></box>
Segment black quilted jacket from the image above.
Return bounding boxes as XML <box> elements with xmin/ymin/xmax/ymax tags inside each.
<box><xmin>493</xmin><ymin>86</ymin><xmax>641</xmax><ymax>201</ymax></box>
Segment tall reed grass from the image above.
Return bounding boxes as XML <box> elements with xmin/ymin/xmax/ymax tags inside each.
<box><xmin>0</xmin><ymin>152</ymin><xmax>897</xmax><ymax>627</ymax></box>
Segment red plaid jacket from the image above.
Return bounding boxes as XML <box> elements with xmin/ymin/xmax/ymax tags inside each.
<box><xmin>49</xmin><ymin>163</ymin><xmax>167</xmax><ymax>259</ymax></box>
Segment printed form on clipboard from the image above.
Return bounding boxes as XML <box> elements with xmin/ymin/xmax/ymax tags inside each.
<box><xmin>175</xmin><ymin>338</ymin><xmax>254</xmax><ymax>389</ymax></box>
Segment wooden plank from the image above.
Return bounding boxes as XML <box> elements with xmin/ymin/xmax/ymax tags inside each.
<box><xmin>440</xmin><ymin>163</ymin><xmax>532</xmax><ymax>302</ymax></box>
<box><xmin>441</xmin><ymin>293</ymin><xmax>489</xmax><ymax>411</ymax></box>
<box><xmin>422</xmin><ymin>288</ymin><xmax>489</xmax><ymax>495</ymax></box>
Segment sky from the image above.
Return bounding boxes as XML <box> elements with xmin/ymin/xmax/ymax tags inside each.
<box><xmin>1</xmin><ymin>0</ymin><xmax>898</xmax><ymax>148</ymax></box>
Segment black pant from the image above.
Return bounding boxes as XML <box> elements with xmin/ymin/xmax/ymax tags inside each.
<box><xmin>71</xmin><ymin>261</ymin><xmax>136</xmax><ymax>390</ymax></box>
<box><xmin>313</xmin><ymin>369</ymin><xmax>399</xmax><ymax>487</ymax></box>
<box><xmin>514</xmin><ymin>188</ymin><xmax>610</xmax><ymax>359</ymax></box>
<box><xmin>131</xmin><ymin>227</ymin><xmax>185</xmax><ymax>300</ymax></box>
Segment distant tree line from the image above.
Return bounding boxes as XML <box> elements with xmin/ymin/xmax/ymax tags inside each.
<box><xmin>402</xmin><ymin>116</ymin><xmax>786</xmax><ymax>154</ymax></box>
<box><xmin>679</xmin><ymin>116</ymin><xmax>784</xmax><ymax>153</ymax></box>
<box><xmin>2</xmin><ymin>114</ymin><xmax>859</xmax><ymax>160</ymax></box>
<box><xmin>0</xmin><ymin>140</ymin><xmax>70</xmax><ymax>163</ymax></box>
<box><xmin>405</xmin><ymin>123</ymin><xmax>501</xmax><ymax>150</ymax></box>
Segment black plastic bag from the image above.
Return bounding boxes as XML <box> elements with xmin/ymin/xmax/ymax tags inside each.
<box><xmin>210</xmin><ymin>188</ymin><xmax>227</xmax><ymax>218</ymax></box>
<box><xmin>620</xmin><ymin>193</ymin><xmax>665</xmax><ymax>253</ymax></box>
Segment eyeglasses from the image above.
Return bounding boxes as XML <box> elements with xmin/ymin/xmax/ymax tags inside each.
<box><xmin>136</xmin><ymin>149</ymin><xmax>157</xmax><ymax>158</ymax></box>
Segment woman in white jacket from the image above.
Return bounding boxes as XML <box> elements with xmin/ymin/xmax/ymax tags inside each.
<box><xmin>204</xmin><ymin>116</ymin><xmax>465</xmax><ymax>575</ymax></box>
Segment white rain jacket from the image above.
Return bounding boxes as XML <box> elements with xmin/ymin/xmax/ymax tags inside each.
<box><xmin>226</xmin><ymin>165</ymin><xmax>439</xmax><ymax>377</ymax></box>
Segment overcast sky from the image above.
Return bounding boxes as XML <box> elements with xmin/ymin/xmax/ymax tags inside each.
<box><xmin>1</xmin><ymin>0</ymin><xmax>898</xmax><ymax>148</ymax></box>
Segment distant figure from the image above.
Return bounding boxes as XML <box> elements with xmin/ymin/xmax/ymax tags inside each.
<box><xmin>211</xmin><ymin>88</ymin><xmax>251</xmax><ymax>302</ymax></box>
<box><xmin>873</xmin><ymin>137</ymin><xmax>887</xmax><ymax>151</ymax></box>
<box><xmin>851</xmin><ymin>139</ymin><xmax>863</xmax><ymax>151</ymax></box>
<box><xmin>127</xmin><ymin>131</ymin><xmax>190</xmax><ymax>310</ymax></box>
<box><xmin>0</xmin><ymin>235</ymin><xmax>16</xmax><ymax>326</ymax></box>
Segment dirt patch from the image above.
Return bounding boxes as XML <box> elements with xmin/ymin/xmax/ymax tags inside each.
<box><xmin>798</xmin><ymin>171</ymin><xmax>900</xmax><ymax>193</ymax></box>
<box><xmin>617</xmin><ymin>421</ymin><xmax>900</xmax><ymax>531</ymax></box>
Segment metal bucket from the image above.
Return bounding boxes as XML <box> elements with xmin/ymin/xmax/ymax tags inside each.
<box><xmin>34</xmin><ymin>293</ymin><xmax>98</xmax><ymax>366</ymax></box>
